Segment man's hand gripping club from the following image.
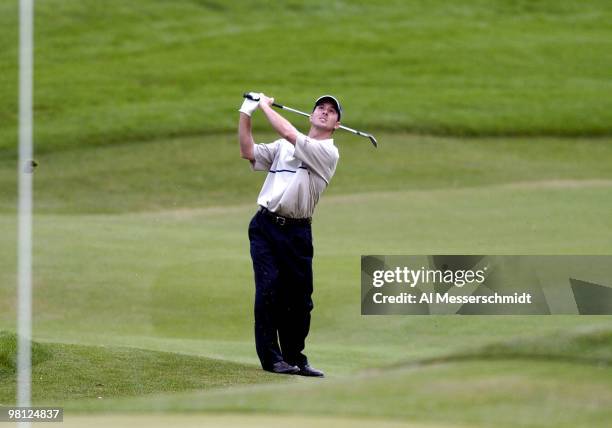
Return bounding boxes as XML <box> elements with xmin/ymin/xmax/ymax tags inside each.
<box><xmin>238</xmin><ymin>92</ymin><xmax>300</xmax><ymax>163</ymax></box>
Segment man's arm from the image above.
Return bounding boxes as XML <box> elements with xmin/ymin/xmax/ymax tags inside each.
<box><xmin>238</xmin><ymin>113</ymin><xmax>255</xmax><ymax>162</ymax></box>
<box><xmin>259</xmin><ymin>94</ymin><xmax>298</xmax><ymax>145</ymax></box>
<box><xmin>238</xmin><ymin>93</ymin><xmax>261</xmax><ymax>162</ymax></box>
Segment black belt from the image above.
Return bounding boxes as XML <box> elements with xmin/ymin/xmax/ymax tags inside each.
<box><xmin>258</xmin><ymin>206</ymin><xmax>311</xmax><ymax>226</ymax></box>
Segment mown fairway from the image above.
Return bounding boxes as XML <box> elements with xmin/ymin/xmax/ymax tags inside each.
<box><xmin>1</xmin><ymin>134</ymin><xmax>611</xmax><ymax>426</ymax></box>
<box><xmin>1</xmin><ymin>1</ymin><xmax>611</xmax><ymax>427</ymax></box>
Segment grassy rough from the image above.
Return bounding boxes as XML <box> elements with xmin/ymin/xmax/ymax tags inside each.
<box><xmin>1</xmin><ymin>0</ymin><xmax>612</xmax><ymax>154</ymax></box>
<box><xmin>0</xmin><ymin>336</ymin><xmax>284</xmax><ymax>405</ymax></box>
<box><xmin>0</xmin><ymin>331</ymin><xmax>52</xmax><ymax>372</ymax></box>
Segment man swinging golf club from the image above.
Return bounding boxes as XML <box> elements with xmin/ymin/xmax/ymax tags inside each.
<box><xmin>238</xmin><ymin>92</ymin><xmax>341</xmax><ymax>377</ymax></box>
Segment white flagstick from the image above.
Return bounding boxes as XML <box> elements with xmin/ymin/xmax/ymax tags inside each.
<box><xmin>18</xmin><ymin>0</ymin><xmax>34</xmax><ymax>419</ymax></box>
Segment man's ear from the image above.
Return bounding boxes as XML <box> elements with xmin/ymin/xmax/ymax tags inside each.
<box><xmin>334</xmin><ymin>121</ymin><xmax>341</xmax><ymax>130</ymax></box>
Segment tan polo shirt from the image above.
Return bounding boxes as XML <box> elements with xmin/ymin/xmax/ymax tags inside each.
<box><xmin>251</xmin><ymin>132</ymin><xmax>339</xmax><ymax>219</ymax></box>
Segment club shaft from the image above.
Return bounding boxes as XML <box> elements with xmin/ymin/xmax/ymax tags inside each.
<box><xmin>243</xmin><ymin>93</ymin><xmax>377</xmax><ymax>147</ymax></box>
<box><xmin>276</xmin><ymin>105</ymin><xmax>366</xmax><ymax>137</ymax></box>
<box><xmin>274</xmin><ymin>104</ymin><xmax>310</xmax><ymax>119</ymax></box>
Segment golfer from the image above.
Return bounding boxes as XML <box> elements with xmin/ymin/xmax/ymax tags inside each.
<box><xmin>238</xmin><ymin>92</ymin><xmax>341</xmax><ymax>377</ymax></box>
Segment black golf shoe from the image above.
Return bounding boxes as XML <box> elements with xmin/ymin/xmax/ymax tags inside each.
<box><xmin>297</xmin><ymin>364</ymin><xmax>325</xmax><ymax>377</ymax></box>
<box><xmin>266</xmin><ymin>361</ymin><xmax>300</xmax><ymax>375</ymax></box>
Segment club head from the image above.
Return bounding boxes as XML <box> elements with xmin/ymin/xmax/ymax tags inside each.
<box><xmin>368</xmin><ymin>134</ymin><xmax>378</xmax><ymax>148</ymax></box>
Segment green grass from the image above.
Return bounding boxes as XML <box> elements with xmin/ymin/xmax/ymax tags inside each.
<box><xmin>1</xmin><ymin>133</ymin><xmax>612</xmax><ymax>214</ymax></box>
<box><xmin>0</xmin><ymin>331</ymin><xmax>52</xmax><ymax>373</ymax></box>
<box><xmin>1</xmin><ymin>135</ymin><xmax>611</xmax><ymax>426</ymax></box>
<box><xmin>2</xmin><ymin>180</ymin><xmax>611</xmax><ymax>335</ymax></box>
<box><xmin>53</xmin><ymin>414</ymin><xmax>458</xmax><ymax>428</ymax></box>
<box><xmin>1</xmin><ymin>0</ymin><xmax>612</xmax><ymax>426</ymax></box>
<box><xmin>0</xmin><ymin>331</ymin><xmax>283</xmax><ymax>404</ymax></box>
<box><xmin>66</xmin><ymin>327</ymin><xmax>612</xmax><ymax>428</ymax></box>
<box><xmin>1</xmin><ymin>173</ymin><xmax>611</xmax><ymax>381</ymax></box>
<box><xmin>73</xmin><ymin>361</ymin><xmax>611</xmax><ymax>428</ymax></box>
<box><xmin>1</xmin><ymin>0</ymin><xmax>612</xmax><ymax>155</ymax></box>
<box><xmin>413</xmin><ymin>325</ymin><xmax>612</xmax><ymax>367</ymax></box>
<box><xmin>2</xmin><ymin>325</ymin><xmax>611</xmax><ymax>427</ymax></box>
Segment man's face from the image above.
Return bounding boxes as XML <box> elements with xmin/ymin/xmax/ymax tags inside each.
<box><xmin>310</xmin><ymin>101</ymin><xmax>340</xmax><ymax>132</ymax></box>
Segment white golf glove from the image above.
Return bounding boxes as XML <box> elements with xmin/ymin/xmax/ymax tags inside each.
<box><xmin>239</xmin><ymin>92</ymin><xmax>261</xmax><ymax>117</ymax></box>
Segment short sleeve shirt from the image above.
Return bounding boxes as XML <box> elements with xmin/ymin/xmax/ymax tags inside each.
<box><xmin>251</xmin><ymin>132</ymin><xmax>339</xmax><ymax>218</ymax></box>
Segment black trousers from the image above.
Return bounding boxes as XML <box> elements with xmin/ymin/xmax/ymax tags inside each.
<box><xmin>248</xmin><ymin>209</ymin><xmax>314</xmax><ymax>369</ymax></box>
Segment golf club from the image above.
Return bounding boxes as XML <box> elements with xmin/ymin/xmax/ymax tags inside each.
<box><xmin>243</xmin><ymin>93</ymin><xmax>378</xmax><ymax>147</ymax></box>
